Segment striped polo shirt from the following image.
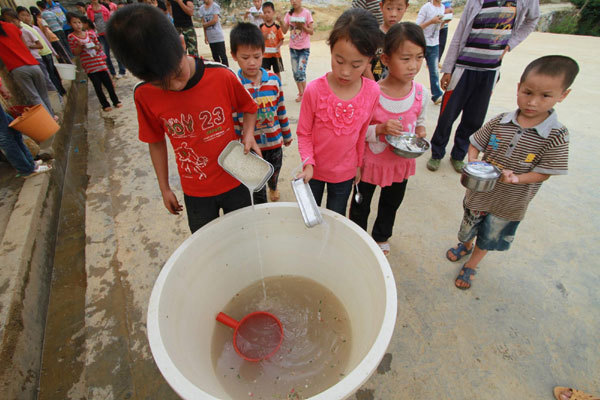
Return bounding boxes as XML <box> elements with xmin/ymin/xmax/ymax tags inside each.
<box><xmin>456</xmin><ymin>0</ymin><xmax>517</xmax><ymax>70</ymax></box>
<box><xmin>233</xmin><ymin>68</ymin><xmax>292</xmax><ymax>151</ymax></box>
<box><xmin>465</xmin><ymin>109</ymin><xmax>569</xmax><ymax>221</ymax></box>
<box><xmin>68</xmin><ymin>31</ymin><xmax>107</xmax><ymax>74</ymax></box>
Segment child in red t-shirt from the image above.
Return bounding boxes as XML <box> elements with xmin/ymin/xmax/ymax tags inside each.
<box><xmin>107</xmin><ymin>4</ymin><xmax>260</xmax><ymax>233</ymax></box>
<box><xmin>67</xmin><ymin>13</ymin><xmax>121</xmax><ymax>111</ymax></box>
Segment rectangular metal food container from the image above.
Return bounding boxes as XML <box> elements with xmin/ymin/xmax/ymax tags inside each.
<box><xmin>218</xmin><ymin>141</ymin><xmax>274</xmax><ymax>192</ymax></box>
<box><xmin>291</xmin><ymin>178</ymin><xmax>323</xmax><ymax>228</ymax></box>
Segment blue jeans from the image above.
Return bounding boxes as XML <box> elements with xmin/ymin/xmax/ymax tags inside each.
<box><xmin>457</xmin><ymin>205</ymin><xmax>520</xmax><ymax>251</ymax></box>
<box><xmin>0</xmin><ymin>107</ymin><xmax>35</xmax><ymax>174</ymax></box>
<box><xmin>309</xmin><ymin>178</ymin><xmax>353</xmax><ymax>216</ymax></box>
<box><xmin>425</xmin><ymin>45</ymin><xmax>443</xmax><ymax>101</ymax></box>
<box><xmin>98</xmin><ymin>34</ymin><xmax>126</xmax><ymax>76</ymax></box>
<box><xmin>290</xmin><ymin>48</ymin><xmax>309</xmax><ymax>82</ymax></box>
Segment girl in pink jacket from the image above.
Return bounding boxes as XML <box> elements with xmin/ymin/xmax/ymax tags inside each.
<box><xmin>296</xmin><ymin>8</ymin><xmax>382</xmax><ymax>216</ymax></box>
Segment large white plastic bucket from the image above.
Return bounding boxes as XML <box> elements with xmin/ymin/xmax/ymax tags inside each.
<box><xmin>147</xmin><ymin>203</ymin><xmax>397</xmax><ymax>399</ymax></box>
<box><xmin>55</xmin><ymin>63</ymin><xmax>76</xmax><ymax>80</ymax></box>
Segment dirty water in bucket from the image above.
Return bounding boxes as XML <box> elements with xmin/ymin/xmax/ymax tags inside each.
<box><xmin>212</xmin><ymin>275</ymin><xmax>352</xmax><ymax>399</ymax></box>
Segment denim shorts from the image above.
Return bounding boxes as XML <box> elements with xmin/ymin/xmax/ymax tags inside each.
<box><xmin>457</xmin><ymin>205</ymin><xmax>520</xmax><ymax>251</ymax></box>
<box><xmin>289</xmin><ymin>48</ymin><xmax>310</xmax><ymax>82</ymax></box>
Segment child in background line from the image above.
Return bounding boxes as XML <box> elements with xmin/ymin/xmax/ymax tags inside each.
<box><xmin>29</xmin><ymin>6</ymin><xmax>71</xmax><ymax>64</ymax></box>
<box><xmin>260</xmin><ymin>2</ymin><xmax>284</xmax><ymax>79</ymax></box>
<box><xmin>350</xmin><ymin>22</ymin><xmax>427</xmax><ymax>256</ymax></box>
<box><xmin>198</xmin><ymin>0</ymin><xmax>228</xmax><ymax>66</ymax></box>
<box><xmin>369</xmin><ymin>0</ymin><xmax>407</xmax><ymax>81</ymax></box>
<box><xmin>416</xmin><ymin>0</ymin><xmax>444</xmax><ymax>104</ymax></box>
<box><xmin>296</xmin><ymin>8</ymin><xmax>382</xmax><ymax>216</ymax></box>
<box><xmin>245</xmin><ymin>0</ymin><xmax>264</xmax><ymax>26</ymax></box>
<box><xmin>231</xmin><ymin>23</ymin><xmax>292</xmax><ymax>204</ymax></box>
<box><xmin>67</xmin><ymin>13</ymin><xmax>122</xmax><ymax>111</ymax></box>
<box><xmin>107</xmin><ymin>4</ymin><xmax>260</xmax><ymax>233</ymax></box>
<box><xmin>279</xmin><ymin>0</ymin><xmax>313</xmax><ymax>102</ymax></box>
<box><xmin>448</xmin><ymin>56</ymin><xmax>578</xmax><ymax>290</ymax></box>
<box><xmin>16</xmin><ymin>6</ymin><xmax>66</xmax><ymax>96</ymax></box>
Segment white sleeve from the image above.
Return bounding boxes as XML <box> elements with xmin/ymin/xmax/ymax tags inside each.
<box><xmin>416</xmin><ymin>88</ymin><xmax>429</xmax><ymax>127</ymax></box>
<box><xmin>365</xmin><ymin>124</ymin><xmax>378</xmax><ymax>143</ymax></box>
<box><xmin>416</xmin><ymin>3</ymin><xmax>429</xmax><ymax>25</ymax></box>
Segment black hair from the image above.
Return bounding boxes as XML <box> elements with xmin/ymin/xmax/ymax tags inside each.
<box><xmin>76</xmin><ymin>2</ymin><xmax>86</xmax><ymax>7</ymax></box>
<box><xmin>81</xmin><ymin>15</ymin><xmax>95</xmax><ymax>29</ymax></box>
<box><xmin>520</xmin><ymin>55</ymin><xmax>579</xmax><ymax>90</ymax></box>
<box><xmin>29</xmin><ymin>6</ymin><xmax>40</xmax><ymax>25</ymax></box>
<box><xmin>106</xmin><ymin>4</ymin><xmax>184</xmax><ymax>87</ymax></box>
<box><xmin>16</xmin><ymin>6</ymin><xmax>29</xmax><ymax>14</ymax></box>
<box><xmin>156</xmin><ymin>0</ymin><xmax>167</xmax><ymax>12</ymax></box>
<box><xmin>383</xmin><ymin>22</ymin><xmax>426</xmax><ymax>56</ymax></box>
<box><xmin>382</xmin><ymin>0</ymin><xmax>409</xmax><ymax>6</ymax></box>
<box><xmin>36</xmin><ymin>1</ymin><xmax>47</xmax><ymax>10</ymax></box>
<box><xmin>66</xmin><ymin>11</ymin><xmax>83</xmax><ymax>24</ymax></box>
<box><xmin>1</xmin><ymin>8</ymin><xmax>19</xmax><ymax>21</ymax></box>
<box><xmin>327</xmin><ymin>8</ymin><xmax>382</xmax><ymax>58</ymax></box>
<box><xmin>230</xmin><ymin>22</ymin><xmax>265</xmax><ymax>54</ymax></box>
<box><xmin>262</xmin><ymin>1</ymin><xmax>274</xmax><ymax>11</ymax></box>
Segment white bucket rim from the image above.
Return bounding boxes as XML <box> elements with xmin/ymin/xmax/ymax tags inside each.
<box><xmin>147</xmin><ymin>202</ymin><xmax>398</xmax><ymax>399</ymax></box>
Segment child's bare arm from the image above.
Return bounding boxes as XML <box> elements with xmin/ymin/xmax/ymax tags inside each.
<box><xmin>415</xmin><ymin>126</ymin><xmax>426</xmax><ymax>138</ymax></box>
<box><xmin>467</xmin><ymin>144</ymin><xmax>480</xmax><ymax>162</ymax></box>
<box><xmin>240</xmin><ymin>112</ymin><xmax>261</xmax><ymax>157</ymax></box>
<box><xmin>148</xmin><ymin>140</ymin><xmax>183</xmax><ymax>215</ymax></box>
<box><xmin>500</xmin><ymin>170</ymin><xmax>550</xmax><ymax>185</ymax></box>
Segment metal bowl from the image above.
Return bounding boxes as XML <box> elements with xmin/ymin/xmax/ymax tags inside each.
<box><xmin>460</xmin><ymin>161</ymin><xmax>501</xmax><ymax>192</ymax></box>
<box><xmin>385</xmin><ymin>134</ymin><xmax>430</xmax><ymax>159</ymax></box>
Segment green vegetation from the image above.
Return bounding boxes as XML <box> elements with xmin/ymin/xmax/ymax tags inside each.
<box><xmin>551</xmin><ymin>0</ymin><xmax>600</xmax><ymax>36</ymax></box>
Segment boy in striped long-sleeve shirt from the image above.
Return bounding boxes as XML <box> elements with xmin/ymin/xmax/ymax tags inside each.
<box><xmin>447</xmin><ymin>56</ymin><xmax>579</xmax><ymax>290</ymax></box>
<box><xmin>231</xmin><ymin>22</ymin><xmax>292</xmax><ymax>204</ymax></box>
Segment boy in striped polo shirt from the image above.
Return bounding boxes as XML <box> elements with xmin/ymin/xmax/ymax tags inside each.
<box><xmin>427</xmin><ymin>0</ymin><xmax>540</xmax><ymax>173</ymax></box>
<box><xmin>447</xmin><ymin>56</ymin><xmax>579</xmax><ymax>290</ymax></box>
<box><xmin>231</xmin><ymin>22</ymin><xmax>292</xmax><ymax>204</ymax></box>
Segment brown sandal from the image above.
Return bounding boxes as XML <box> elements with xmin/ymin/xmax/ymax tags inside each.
<box><xmin>554</xmin><ymin>387</ymin><xmax>600</xmax><ymax>400</ymax></box>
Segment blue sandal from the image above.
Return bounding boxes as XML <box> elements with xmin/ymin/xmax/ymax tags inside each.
<box><xmin>446</xmin><ymin>242</ymin><xmax>472</xmax><ymax>262</ymax></box>
<box><xmin>455</xmin><ymin>264</ymin><xmax>476</xmax><ymax>290</ymax></box>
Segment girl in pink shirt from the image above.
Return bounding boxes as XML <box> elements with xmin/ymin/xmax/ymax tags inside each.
<box><xmin>296</xmin><ymin>8</ymin><xmax>382</xmax><ymax>216</ymax></box>
<box><xmin>279</xmin><ymin>0</ymin><xmax>313</xmax><ymax>102</ymax></box>
<box><xmin>349</xmin><ymin>22</ymin><xmax>428</xmax><ymax>256</ymax></box>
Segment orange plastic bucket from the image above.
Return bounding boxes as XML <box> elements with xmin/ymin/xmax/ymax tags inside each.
<box><xmin>8</xmin><ymin>104</ymin><xmax>59</xmax><ymax>142</ymax></box>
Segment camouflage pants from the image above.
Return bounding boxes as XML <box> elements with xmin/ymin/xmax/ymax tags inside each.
<box><xmin>176</xmin><ymin>26</ymin><xmax>198</xmax><ymax>57</ymax></box>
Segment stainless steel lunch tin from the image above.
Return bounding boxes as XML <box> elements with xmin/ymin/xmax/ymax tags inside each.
<box><xmin>460</xmin><ymin>161</ymin><xmax>501</xmax><ymax>192</ymax></box>
<box><xmin>218</xmin><ymin>141</ymin><xmax>274</xmax><ymax>192</ymax></box>
<box><xmin>291</xmin><ymin>178</ymin><xmax>323</xmax><ymax>228</ymax></box>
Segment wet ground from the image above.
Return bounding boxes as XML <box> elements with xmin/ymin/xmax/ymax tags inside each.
<box><xmin>33</xmin><ymin>26</ymin><xmax>599</xmax><ymax>400</ymax></box>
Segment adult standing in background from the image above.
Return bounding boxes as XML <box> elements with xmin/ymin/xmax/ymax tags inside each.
<box><xmin>351</xmin><ymin>0</ymin><xmax>382</xmax><ymax>25</ymax></box>
<box><xmin>168</xmin><ymin>0</ymin><xmax>197</xmax><ymax>57</ymax></box>
<box><xmin>87</xmin><ymin>0</ymin><xmax>127</xmax><ymax>78</ymax></box>
<box><xmin>426</xmin><ymin>0</ymin><xmax>540</xmax><ymax>173</ymax></box>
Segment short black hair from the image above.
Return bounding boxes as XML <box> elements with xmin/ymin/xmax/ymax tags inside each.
<box><xmin>81</xmin><ymin>16</ymin><xmax>95</xmax><ymax>29</ymax></box>
<box><xmin>520</xmin><ymin>55</ymin><xmax>579</xmax><ymax>90</ymax></box>
<box><xmin>156</xmin><ymin>0</ymin><xmax>167</xmax><ymax>12</ymax></box>
<box><xmin>36</xmin><ymin>1</ymin><xmax>47</xmax><ymax>10</ymax></box>
<box><xmin>66</xmin><ymin>12</ymin><xmax>83</xmax><ymax>24</ymax></box>
<box><xmin>327</xmin><ymin>8</ymin><xmax>382</xmax><ymax>58</ymax></box>
<box><xmin>16</xmin><ymin>6</ymin><xmax>29</xmax><ymax>14</ymax></box>
<box><xmin>1</xmin><ymin>8</ymin><xmax>19</xmax><ymax>21</ymax></box>
<box><xmin>230</xmin><ymin>22</ymin><xmax>264</xmax><ymax>55</ymax></box>
<box><xmin>106</xmin><ymin>4</ymin><xmax>184</xmax><ymax>87</ymax></box>
<box><xmin>262</xmin><ymin>1</ymin><xmax>274</xmax><ymax>11</ymax></box>
<box><xmin>384</xmin><ymin>22</ymin><xmax>426</xmax><ymax>56</ymax></box>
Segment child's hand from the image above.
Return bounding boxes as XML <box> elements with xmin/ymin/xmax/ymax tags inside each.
<box><xmin>440</xmin><ymin>73</ymin><xmax>451</xmax><ymax>91</ymax></box>
<box><xmin>161</xmin><ymin>189</ymin><xmax>184</xmax><ymax>215</ymax></box>
<box><xmin>284</xmin><ymin>138</ymin><xmax>293</xmax><ymax>146</ymax></box>
<box><xmin>500</xmin><ymin>169</ymin><xmax>519</xmax><ymax>184</ymax></box>
<box><xmin>415</xmin><ymin>126</ymin><xmax>426</xmax><ymax>138</ymax></box>
<box><xmin>297</xmin><ymin>164</ymin><xmax>313</xmax><ymax>183</ymax></box>
<box><xmin>430</xmin><ymin>15</ymin><xmax>443</xmax><ymax>25</ymax></box>
<box><xmin>242</xmin><ymin>134</ymin><xmax>262</xmax><ymax>157</ymax></box>
<box><xmin>377</xmin><ymin>119</ymin><xmax>404</xmax><ymax>136</ymax></box>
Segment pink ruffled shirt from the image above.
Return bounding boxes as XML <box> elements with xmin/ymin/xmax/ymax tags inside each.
<box><xmin>362</xmin><ymin>82</ymin><xmax>428</xmax><ymax>187</ymax></box>
<box><xmin>297</xmin><ymin>74</ymin><xmax>380</xmax><ymax>183</ymax></box>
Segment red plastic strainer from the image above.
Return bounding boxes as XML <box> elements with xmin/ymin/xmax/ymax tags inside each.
<box><xmin>216</xmin><ymin>311</ymin><xmax>283</xmax><ymax>362</ymax></box>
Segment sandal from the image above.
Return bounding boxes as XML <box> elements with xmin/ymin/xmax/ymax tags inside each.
<box><xmin>295</xmin><ymin>93</ymin><xmax>303</xmax><ymax>103</ymax></box>
<box><xmin>269</xmin><ymin>189</ymin><xmax>280</xmax><ymax>202</ymax></box>
<box><xmin>446</xmin><ymin>242</ymin><xmax>472</xmax><ymax>262</ymax></box>
<box><xmin>554</xmin><ymin>387</ymin><xmax>600</xmax><ymax>400</ymax></box>
<box><xmin>377</xmin><ymin>242</ymin><xmax>390</xmax><ymax>257</ymax></box>
<box><xmin>455</xmin><ymin>264</ymin><xmax>476</xmax><ymax>290</ymax></box>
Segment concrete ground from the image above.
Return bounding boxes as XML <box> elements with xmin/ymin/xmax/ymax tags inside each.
<box><xmin>3</xmin><ymin>19</ymin><xmax>598</xmax><ymax>400</ymax></box>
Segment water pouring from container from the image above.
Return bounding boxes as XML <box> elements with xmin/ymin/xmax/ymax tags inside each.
<box><xmin>216</xmin><ymin>311</ymin><xmax>283</xmax><ymax>362</ymax></box>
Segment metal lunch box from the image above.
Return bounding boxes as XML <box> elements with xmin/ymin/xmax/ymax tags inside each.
<box><xmin>460</xmin><ymin>161</ymin><xmax>502</xmax><ymax>192</ymax></box>
<box><xmin>291</xmin><ymin>178</ymin><xmax>323</xmax><ymax>228</ymax></box>
<box><xmin>385</xmin><ymin>134</ymin><xmax>430</xmax><ymax>159</ymax></box>
<box><xmin>218</xmin><ymin>141</ymin><xmax>274</xmax><ymax>192</ymax></box>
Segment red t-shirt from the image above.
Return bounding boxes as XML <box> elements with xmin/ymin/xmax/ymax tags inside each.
<box><xmin>0</xmin><ymin>22</ymin><xmax>38</xmax><ymax>71</ymax></box>
<box><xmin>134</xmin><ymin>59</ymin><xmax>258</xmax><ymax>197</ymax></box>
